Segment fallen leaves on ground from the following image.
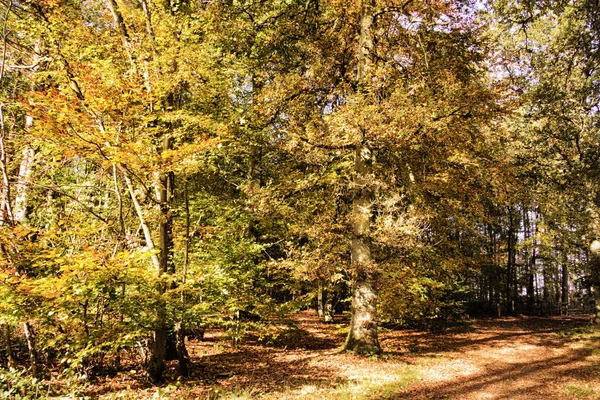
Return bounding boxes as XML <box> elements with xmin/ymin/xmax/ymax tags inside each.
<box><xmin>85</xmin><ymin>312</ymin><xmax>600</xmax><ymax>400</ymax></box>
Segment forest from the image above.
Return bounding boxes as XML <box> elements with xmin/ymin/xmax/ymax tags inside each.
<box><xmin>0</xmin><ymin>0</ymin><xmax>600</xmax><ymax>398</ymax></box>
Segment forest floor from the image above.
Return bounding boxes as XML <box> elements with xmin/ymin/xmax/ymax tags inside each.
<box><xmin>85</xmin><ymin>311</ymin><xmax>600</xmax><ymax>400</ymax></box>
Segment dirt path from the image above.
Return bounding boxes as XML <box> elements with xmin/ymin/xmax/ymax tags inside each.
<box><xmin>392</xmin><ymin>316</ymin><xmax>599</xmax><ymax>399</ymax></box>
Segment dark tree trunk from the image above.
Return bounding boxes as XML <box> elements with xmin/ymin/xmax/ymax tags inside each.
<box><xmin>317</xmin><ymin>279</ymin><xmax>334</xmax><ymax>323</ymax></box>
<box><xmin>176</xmin><ymin>180</ymin><xmax>191</xmax><ymax>377</ymax></box>
<box><xmin>149</xmin><ymin>134</ymin><xmax>190</xmax><ymax>381</ymax></box>
<box><xmin>505</xmin><ymin>206</ymin><xmax>515</xmax><ymax>314</ymax></box>
<box><xmin>590</xmin><ymin>240</ymin><xmax>600</xmax><ymax>324</ymax></box>
<box><xmin>561</xmin><ymin>255</ymin><xmax>569</xmax><ymax>316</ymax></box>
<box><xmin>2</xmin><ymin>324</ymin><xmax>16</xmax><ymax>370</ymax></box>
<box><xmin>148</xmin><ymin>325</ymin><xmax>166</xmax><ymax>383</ymax></box>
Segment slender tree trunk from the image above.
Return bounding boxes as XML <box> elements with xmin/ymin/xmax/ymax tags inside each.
<box><xmin>561</xmin><ymin>244</ymin><xmax>569</xmax><ymax>315</ymax></box>
<box><xmin>105</xmin><ymin>0</ymin><xmax>134</xmax><ymax>69</ymax></box>
<box><xmin>0</xmin><ymin>107</ymin><xmax>13</xmax><ymax>225</ymax></box>
<box><xmin>528</xmin><ymin>208</ymin><xmax>538</xmax><ymax>314</ymax></box>
<box><xmin>317</xmin><ymin>279</ymin><xmax>334</xmax><ymax>323</ymax></box>
<box><xmin>122</xmin><ymin>169</ymin><xmax>163</xmax><ymax>382</ymax></box>
<box><xmin>176</xmin><ymin>180</ymin><xmax>191</xmax><ymax>377</ymax></box>
<box><xmin>148</xmin><ymin>135</ymin><xmax>175</xmax><ymax>382</ymax></box>
<box><xmin>121</xmin><ymin>170</ymin><xmax>160</xmax><ymax>269</ymax></box>
<box><xmin>505</xmin><ymin>206</ymin><xmax>514</xmax><ymax>314</ymax></box>
<box><xmin>12</xmin><ymin>118</ymin><xmax>34</xmax><ymax>223</ymax></box>
<box><xmin>2</xmin><ymin>323</ymin><xmax>16</xmax><ymax>370</ymax></box>
<box><xmin>317</xmin><ymin>278</ymin><xmax>324</xmax><ymax>319</ymax></box>
<box><xmin>590</xmin><ymin>240</ymin><xmax>600</xmax><ymax>324</ymax></box>
<box><xmin>522</xmin><ymin>204</ymin><xmax>532</xmax><ymax>314</ymax></box>
<box><xmin>23</xmin><ymin>322</ymin><xmax>38</xmax><ymax>377</ymax></box>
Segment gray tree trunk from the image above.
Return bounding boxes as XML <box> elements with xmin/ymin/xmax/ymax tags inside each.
<box><xmin>12</xmin><ymin>117</ymin><xmax>34</xmax><ymax>223</ymax></box>
<box><xmin>344</xmin><ymin>143</ymin><xmax>380</xmax><ymax>354</ymax></box>
<box><xmin>343</xmin><ymin>0</ymin><xmax>381</xmax><ymax>356</ymax></box>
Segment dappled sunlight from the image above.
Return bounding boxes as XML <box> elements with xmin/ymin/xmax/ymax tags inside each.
<box><xmin>81</xmin><ymin>312</ymin><xmax>600</xmax><ymax>399</ymax></box>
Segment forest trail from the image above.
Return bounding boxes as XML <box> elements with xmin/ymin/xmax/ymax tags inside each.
<box><xmin>393</xmin><ymin>316</ymin><xmax>600</xmax><ymax>400</ymax></box>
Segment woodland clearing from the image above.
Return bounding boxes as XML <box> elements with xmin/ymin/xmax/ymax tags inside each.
<box><xmin>80</xmin><ymin>311</ymin><xmax>600</xmax><ymax>400</ymax></box>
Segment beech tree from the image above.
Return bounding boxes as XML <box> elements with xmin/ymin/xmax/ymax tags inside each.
<box><xmin>258</xmin><ymin>0</ymin><xmax>501</xmax><ymax>353</ymax></box>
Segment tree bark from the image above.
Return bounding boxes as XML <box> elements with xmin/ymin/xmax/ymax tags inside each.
<box><xmin>148</xmin><ymin>135</ymin><xmax>177</xmax><ymax>382</ymax></box>
<box><xmin>590</xmin><ymin>240</ymin><xmax>600</xmax><ymax>324</ymax></box>
<box><xmin>505</xmin><ymin>206</ymin><xmax>514</xmax><ymax>314</ymax></box>
<box><xmin>344</xmin><ymin>141</ymin><xmax>380</xmax><ymax>354</ymax></box>
<box><xmin>2</xmin><ymin>323</ymin><xmax>16</xmax><ymax>370</ymax></box>
<box><xmin>12</xmin><ymin>118</ymin><xmax>34</xmax><ymax>224</ymax></box>
<box><xmin>317</xmin><ymin>278</ymin><xmax>324</xmax><ymax>319</ymax></box>
<box><xmin>561</xmin><ymin>249</ymin><xmax>569</xmax><ymax>316</ymax></box>
<box><xmin>0</xmin><ymin>106</ymin><xmax>13</xmax><ymax>225</ymax></box>
<box><xmin>317</xmin><ymin>279</ymin><xmax>334</xmax><ymax>323</ymax></box>
<box><xmin>23</xmin><ymin>322</ymin><xmax>38</xmax><ymax>377</ymax></box>
<box><xmin>176</xmin><ymin>180</ymin><xmax>191</xmax><ymax>377</ymax></box>
<box><xmin>343</xmin><ymin>0</ymin><xmax>381</xmax><ymax>356</ymax></box>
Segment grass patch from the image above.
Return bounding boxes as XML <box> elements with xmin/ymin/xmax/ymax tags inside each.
<box><xmin>204</xmin><ymin>358</ymin><xmax>422</xmax><ymax>400</ymax></box>
<box><xmin>253</xmin><ymin>367</ymin><xmax>420</xmax><ymax>400</ymax></box>
<box><xmin>563</xmin><ymin>383</ymin><xmax>597</xmax><ymax>400</ymax></box>
<box><xmin>559</xmin><ymin>324</ymin><xmax>600</xmax><ymax>340</ymax></box>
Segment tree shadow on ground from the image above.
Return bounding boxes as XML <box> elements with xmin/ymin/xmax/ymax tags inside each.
<box><xmin>382</xmin><ymin>315</ymin><xmax>591</xmax><ymax>358</ymax></box>
<box><xmin>189</xmin><ymin>345</ymin><xmax>347</xmax><ymax>393</ymax></box>
<box><xmin>247</xmin><ymin>324</ymin><xmax>345</xmax><ymax>350</ymax></box>
<box><xmin>86</xmin><ymin>313</ymin><xmax>596</xmax><ymax>398</ymax></box>
<box><xmin>184</xmin><ymin>319</ymin><xmax>348</xmax><ymax>394</ymax></box>
<box><xmin>385</xmin><ymin>347</ymin><xmax>597</xmax><ymax>400</ymax></box>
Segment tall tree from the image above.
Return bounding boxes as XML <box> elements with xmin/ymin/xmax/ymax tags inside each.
<box><xmin>490</xmin><ymin>0</ymin><xmax>600</xmax><ymax>321</ymax></box>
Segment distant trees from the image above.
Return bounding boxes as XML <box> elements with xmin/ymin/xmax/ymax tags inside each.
<box><xmin>488</xmin><ymin>0</ymin><xmax>600</xmax><ymax>321</ymax></box>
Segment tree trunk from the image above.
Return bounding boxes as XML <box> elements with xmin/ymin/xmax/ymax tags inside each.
<box><xmin>147</xmin><ymin>322</ymin><xmax>166</xmax><ymax>383</ymax></box>
<box><xmin>590</xmin><ymin>240</ymin><xmax>600</xmax><ymax>324</ymax></box>
<box><xmin>344</xmin><ymin>0</ymin><xmax>381</xmax><ymax>354</ymax></box>
<box><xmin>505</xmin><ymin>206</ymin><xmax>514</xmax><ymax>314</ymax></box>
<box><xmin>344</xmin><ymin>0</ymin><xmax>381</xmax><ymax>356</ymax></box>
<box><xmin>561</xmin><ymin>252</ymin><xmax>569</xmax><ymax>316</ymax></box>
<box><xmin>317</xmin><ymin>279</ymin><xmax>334</xmax><ymax>323</ymax></box>
<box><xmin>317</xmin><ymin>278</ymin><xmax>324</xmax><ymax>319</ymax></box>
<box><xmin>344</xmin><ymin>142</ymin><xmax>380</xmax><ymax>354</ymax></box>
<box><xmin>23</xmin><ymin>322</ymin><xmax>38</xmax><ymax>377</ymax></box>
<box><xmin>148</xmin><ymin>135</ymin><xmax>177</xmax><ymax>382</ymax></box>
<box><xmin>176</xmin><ymin>179</ymin><xmax>191</xmax><ymax>377</ymax></box>
<box><xmin>12</xmin><ymin>121</ymin><xmax>34</xmax><ymax>224</ymax></box>
<box><xmin>0</xmin><ymin>108</ymin><xmax>13</xmax><ymax>225</ymax></box>
<box><xmin>324</xmin><ymin>295</ymin><xmax>334</xmax><ymax>323</ymax></box>
<box><xmin>2</xmin><ymin>323</ymin><xmax>16</xmax><ymax>370</ymax></box>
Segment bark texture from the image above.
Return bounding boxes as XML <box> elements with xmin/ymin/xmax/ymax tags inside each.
<box><xmin>343</xmin><ymin>0</ymin><xmax>381</xmax><ymax>355</ymax></box>
<box><xmin>344</xmin><ymin>143</ymin><xmax>380</xmax><ymax>353</ymax></box>
<box><xmin>590</xmin><ymin>240</ymin><xmax>600</xmax><ymax>324</ymax></box>
<box><xmin>2</xmin><ymin>323</ymin><xmax>16</xmax><ymax>369</ymax></box>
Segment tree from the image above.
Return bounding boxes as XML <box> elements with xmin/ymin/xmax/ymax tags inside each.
<box><xmin>490</xmin><ymin>0</ymin><xmax>600</xmax><ymax>321</ymax></box>
<box><xmin>261</xmin><ymin>0</ymin><xmax>501</xmax><ymax>352</ymax></box>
